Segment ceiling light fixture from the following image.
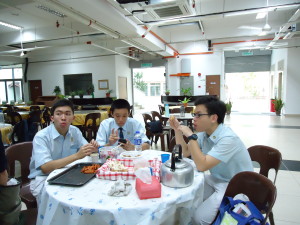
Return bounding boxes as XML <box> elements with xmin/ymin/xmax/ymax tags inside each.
<box><xmin>36</xmin><ymin>5</ymin><xmax>66</xmax><ymax>18</ymax></box>
<box><xmin>262</xmin><ymin>0</ymin><xmax>272</xmax><ymax>32</ymax></box>
<box><xmin>0</xmin><ymin>21</ymin><xmax>22</xmax><ymax>30</ymax></box>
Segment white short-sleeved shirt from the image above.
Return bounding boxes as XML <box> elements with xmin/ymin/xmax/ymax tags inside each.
<box><xmin>197</xmin><ymin>123</ymin><xmax>253</xmax><ymax>182</ymax></box>
<box><xmin>28</xmin><ymin>124</ymin><xmax>87</xmax><ymax>179</ymax></box>
<box><xmin>96</xmin><ymin>117</ymin><xmax>150</xmax><ymax>146</ymax></box>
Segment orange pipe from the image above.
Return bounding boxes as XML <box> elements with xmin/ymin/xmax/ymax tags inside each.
<box><xmin>169</xmin><ymin>73</ymin><xmax>191</xmax><ymax>76</ymax></box>
<box><xmin>212</xmin><ymin>38</ymin><xmax>273</xmax><ymax>46</ymax></box>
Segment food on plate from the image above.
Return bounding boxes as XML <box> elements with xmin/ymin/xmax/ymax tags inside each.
<box><xmin>107</xmin><ymin>160</ymin><xmax>128</xmax><ymax>172</ymax></box>
<box><xmin>169</xmin><ymin>115</ymin><xmax>176</xmax><ymax>121</ymax></box>
<box><xmin>81</xmin><ymin>164</ymin><xmax>100</xmax><ymax>174</ymax></box>
<box><xmin>122</xmin><ymin>152</ymin><xmax>142</xmax><ymax>158</ymax></box>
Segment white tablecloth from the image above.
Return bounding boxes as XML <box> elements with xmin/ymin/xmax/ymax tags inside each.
<box><xmin>37</xmin><ymin>150</ymin><xmax>204</xmax><ymax>225</ymax></box>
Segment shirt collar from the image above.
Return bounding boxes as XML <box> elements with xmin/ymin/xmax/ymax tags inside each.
<box><xmin>50</xmin><ymin>123</ymin><xmax>71</xmax><ymax>139</ymax></box>
<box><xmin>206</xmin><ymin>123</ymin><xmax>224</xmax><ymax>143</ymax></box>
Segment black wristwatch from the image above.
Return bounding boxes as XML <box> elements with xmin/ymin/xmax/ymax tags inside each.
<box><xmin>187</xmin><ymin>134</ymin><xmax>198</xmax><ymax>141</ymax></box>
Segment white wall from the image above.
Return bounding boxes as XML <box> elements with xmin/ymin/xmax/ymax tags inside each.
<box><xmin>166</xmin><ymin>52</ymin><xmax>224</xmax><ymax>99</ymax></box>
<box><xmin>286</xmin><ymin>48</ymin><xmax>300</xmax><ymax>115</ymax></box>
<box><xmin>271</xmin><ymin>48</ymin><xmax>300</xmax><ymax>115</ymax></box>
<box><xmin>25</xmin><ymin>55</ymin><xmax>121</xmax><ymax>101</ymax></box>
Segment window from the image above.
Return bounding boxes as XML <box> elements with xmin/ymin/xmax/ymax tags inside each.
<box><xmin>0</xmin><ymin>66</ymin><xmax>23</xmax><ymax>104</ymax></box>
<box><xmin>149</xmin><ymin>83</ymin><xmax>161</xmax><ymax>96</ymax></box>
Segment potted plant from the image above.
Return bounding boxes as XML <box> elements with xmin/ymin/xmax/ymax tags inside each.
<box><xmin>179</xmin><ymin>97</ymin><xmax>191</xmax><ymax>107</ymax></box>
<box><xmin>165</xmin><ymin>90</ymin><xmax>170</xmax><ymax>96</ymax></box>
<box><xmin>69</xmin><ymin>91</ymin><xmax>76</xmax><ymax>98</ymax></box>
<box><xmin>26</xmin><ymin>100</ymin><xmax>32</xmax><ymax>106</ymax></box>
<box><xmin>106</xmin><ymin>89</ymin><xmax>113</xmax><ymax>98</ymax></box>
<box><xmin>181</xmin><ymin>87</ymin><xmax>192</xmax><ymax>96</ymax></box>
<box><xmin>274</xmin><ymin>98</ymin><xmax>284</xmax><ymax>116</ymax></box>
<box><xmin>53</xmin><ymin>86</ymin><xmax>61</xmax><ymax>96</ymax></box>
<box><xmin>87</xmin><ymin>84</ymin><xmax>95</xmax><ymax>95</ymax></box>
<box><xmin>225</xmin><ymin>101</ymin><xmax>232</xmax><ymax>115</ymax></box>
<box><xmin>77</xmin><ymin>90</ymin><xmax>85</xmax><ymax>99</ymax></box>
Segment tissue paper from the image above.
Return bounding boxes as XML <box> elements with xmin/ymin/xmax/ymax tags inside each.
<box><xmin>135</xmin><ymin>167</ymin><xmax>152</xmax><ymax>184</ymax></box>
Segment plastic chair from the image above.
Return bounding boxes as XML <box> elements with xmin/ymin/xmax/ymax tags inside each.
<box><xmin>5</xmin><ymin>142</ymin><xmax>37</xmax><ymax>209</ymax></box>
<box><xmin>248</xmin><ymin>145</ymin><xmax>282</xmax><ymax>225</ymax></box>
<box><xmin>82</xmin><ymin>113</ymin><xmax>101</xmax><ymax>142</ymax></box>
<box><xmin>142</xmin><ymin>113</ymin><xmax>169</xmax><ymax>151</ymax></box>
<box><xmin>184</xmin><ymin>106</ymin><xmax>194</xmax><ymax>113</ymax></box>
<box><xmin>129</xmin><ymin>105</ymin><xmax>133</xmax><ymax>118</ymax></box>
<box><xmin>19</xmin><ymin>208</ymin><xmax>38</xmax><ymax>225</ymax></box>
<box><xmin>42</xmin><ymin>107</ymin><xmax>51</xmax><ymax>128</ymax></box>
<box><xmin>6</xmin><ymin>111</ymin><xmax>22</xmax><ymax>125</ymax></box>
<box><xmin>224</xmin><ymin>171</ymin><xmax>277</xmax><ymax>225</ymax></box>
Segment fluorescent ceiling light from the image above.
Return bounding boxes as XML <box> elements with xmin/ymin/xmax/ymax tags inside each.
<box><xmin>0</xmin><ymin>21</ymin><xmax>22</xmax><ymax>30</ymax></box>
<box><xmin>258</xmin><ymin>31</ymin><xmax>267</xmax><ymax>36</ymax></box>
<box><xmin>36</xmin><ymin>5</ymin><xmax>66</xmax><ymax>18</ymax></box>
<box><xmin>256</xmin><ymin>12</ymin><xmax>267</xmax><ymax>19</ymax></box>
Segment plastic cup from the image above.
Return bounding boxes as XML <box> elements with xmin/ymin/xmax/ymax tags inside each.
<box><xmin>161</xmin><ymin>154</ymin><xmax>170</xmax><ymax>163</ymax></box>
<box><xmin>90</xmin><ymin>153</ymin><xmax>99</xmax><ymax>163</ymax></box>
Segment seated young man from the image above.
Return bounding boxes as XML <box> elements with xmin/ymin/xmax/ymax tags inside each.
<box><xmin>29</xmin><ymin>99</ymin><xmax>98</xmax><ymax>201</ymax></box>
<box><xmin>169</xmin><ymin>96</ymin><xmax>253</xmax><ymax>225</ymax></box>
<box><xmin>95</xmin><ymin>99</ymin><xmax>150</xmax><ymax>150</ymax></box>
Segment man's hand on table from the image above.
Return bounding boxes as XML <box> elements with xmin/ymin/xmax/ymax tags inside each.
<box><xmin>77</xmin><ymin>143</ymin><xmax>98</xmax><ymax>159</ymax></box>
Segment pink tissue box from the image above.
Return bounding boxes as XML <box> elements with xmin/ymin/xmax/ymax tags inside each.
<box><xmin>135</xmin><ymin>177</ymin><xmax>161</xmax><ymax>200</ymax></box>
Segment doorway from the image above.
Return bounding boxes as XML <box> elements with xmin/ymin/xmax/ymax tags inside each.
<box><xmin>29</xmin><ymin>80</ymin><xmax>42</xmax><ymax>103</ymax></box>
<box><xmin>206</xmin><ymin>75</ymin><xmax>220</xmax><ymax>97</ymax></box>
<box><xmin>225</xmin><ymin>72</ymin><xmax>270</xmax><ymax>113</ymax></box>
<box><xmin>132</xmin><ymin>67</ymin><xmax>165</xmax><ymax>114</ymax></box>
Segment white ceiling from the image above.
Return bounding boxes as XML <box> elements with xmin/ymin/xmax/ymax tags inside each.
<box><xmin>0</xmin><ymin>0</ymin><xmax>300</xmax><ymax>65</ymax></box>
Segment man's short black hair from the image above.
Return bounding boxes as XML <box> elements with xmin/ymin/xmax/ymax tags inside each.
<box><xmin>110</xmin><ymin>99</ymin><xmax>130</xmax><ymax>114</ymax></box>
<box><xmin>51</xmin><ymin>99</ymin><xmax>74</xmax><ymax>115</ymax></box>
<box><xmin>194</xmin><ymin>96</ymin><xmax>226</xmax><ymax>124</ymax></box>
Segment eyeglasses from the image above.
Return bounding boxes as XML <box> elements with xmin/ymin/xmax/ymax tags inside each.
<box><xmin>191</xmin><ymin>113</ymin><xmax>211</xmax><ymax>118</ymax></box>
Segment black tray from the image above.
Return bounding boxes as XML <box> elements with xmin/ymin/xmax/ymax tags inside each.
<box><xmin>47</xmin><ymin>163</ymin><xmax>102</xmax><ymax>186</ymax></box>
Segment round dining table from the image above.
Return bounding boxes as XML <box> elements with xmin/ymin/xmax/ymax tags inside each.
<box><xmin>37</xmin><ymin>150</ymin><xmax>204</xmax><ymax>225</ymax></box>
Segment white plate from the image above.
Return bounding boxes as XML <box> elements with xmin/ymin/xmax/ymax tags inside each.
<box><xmin>120</xmin><ymin>151</ymin><xmax>143</xmax><ymax>159</ymax></box>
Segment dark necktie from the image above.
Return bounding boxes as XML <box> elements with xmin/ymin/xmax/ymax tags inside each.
<box><xmin>118</xmin><ymin>127</ymin><xmax>124</xmax><ymax>139</ymax></box>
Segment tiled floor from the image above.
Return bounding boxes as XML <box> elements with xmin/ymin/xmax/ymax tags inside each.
<box><xmin>136</xmin><ymin>112</ymin><xmax>300</xmax><ymax>224</ymax></box>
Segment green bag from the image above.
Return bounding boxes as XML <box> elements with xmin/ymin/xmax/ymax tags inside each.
<box><xmin>0</xmin><ymin>181</ymin><xmax>21</xmax><ymax>225</ymax></box>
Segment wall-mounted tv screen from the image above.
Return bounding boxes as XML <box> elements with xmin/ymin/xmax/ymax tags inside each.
<box><xmin>64</xmin><ymin>73</ymin><xmax>92</xmax><ymax>95</ymax></box>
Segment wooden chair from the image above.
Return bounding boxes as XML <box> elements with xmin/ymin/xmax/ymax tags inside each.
<box><xmin>82</xmin><ymin>113</ymin><xmax>101</xmax><ymax>142</ymax></box>
<box><xmin>19</xmin><ymin>208</ymin><xmax>38</xmax><ymax>225</ymax></box>
<box><xmin>5</xmin><ymin>142</ymin><xmax>37</xmax><ymax>209</ymax></box>
<box><xmin>168</xmin><ymin>136</ymin><xmax>188</xmax><ymax>153</ymax></box>
<box><xmin>158</xmin><ymin>105</ymin><xmax>165</xmax><ymax>115</ymax></box>
<box><xmin>6</xmin><ymin>111</ymin><xmax>22</xmax><ymax>125</ymax></box>
<box><xmin>142</xmin><ymin>113</ymin><xmax>169</xmax><ymax>151</ymax></box>
<box><xmin>224</xmin><ymin>171</ymin><xmax>277</xmax><ymax>225</ymax></box>
<box><xmin>129</xmin><ymin>105</ymin><xmax>133</xmax><ymax>118</ymax></box>
<box><xmin>248</xmin><ymin>145</ymin><xmax>282</xmax><ymax>225</ymax></box>
<box><xmin>151</xmin><ymin>110</ymin><xmax>171</xmax><ymax>144</ymax></box>
<box><xmin>170</xmin><ymin>108</ymin><xmax>180</xmax><ymax>113</ymax></box>
<box><xmin>184</xmin><ymin>106</ymin><xmax>194</xmax><ymax>113</ymax></box>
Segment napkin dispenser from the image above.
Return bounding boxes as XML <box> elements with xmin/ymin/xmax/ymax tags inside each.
<box><xmin>135</xmin><ymin>177</ymin><xmax>161</xmax><ymax>200</ymax></box>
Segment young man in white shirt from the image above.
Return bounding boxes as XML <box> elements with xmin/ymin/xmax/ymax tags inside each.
<box><xmin>95</xmin><ymin>99</ymin><xmax>150</xmax><ymax>150</ymax></box>
<box><xmin>169</xmin><ymin>96</ymin><xmax>253</xmax><ymax>225</ymax></box>
<box><xmin>29</xmin><ymin>99</ymin><xmax>98</xmax><ymax>201</ymax></box>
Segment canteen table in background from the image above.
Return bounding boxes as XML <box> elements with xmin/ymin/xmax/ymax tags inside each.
<box><xmin>0</xmin><ymin>123</ymin><xmax>13</xmax><ymax>145</ymax></box>
<box><xmin>37</xmin><ymin>150</ymin><xmax>204</xmax><ymax>225</ymax></box>
<box><xmin>72</xmin><ymin>110</ymin><xmax>108</xmax><ymax>126</ymax></box>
